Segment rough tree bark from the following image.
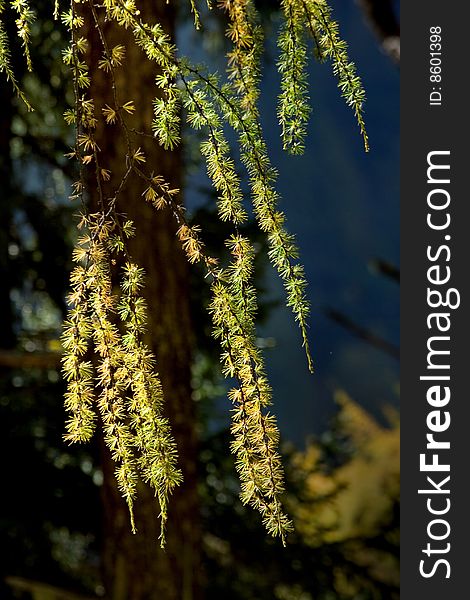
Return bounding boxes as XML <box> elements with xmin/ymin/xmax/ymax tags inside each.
<box><xmin>83</xmin><ymin>2</ymin><xmax>202</xmax><ymax>598</ymax></box>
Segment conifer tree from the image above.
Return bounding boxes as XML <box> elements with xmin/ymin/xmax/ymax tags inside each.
<box><xmin>1</xmin><ymin>1</ymin><xmax>369</xmax><ymax>597</ymax></box>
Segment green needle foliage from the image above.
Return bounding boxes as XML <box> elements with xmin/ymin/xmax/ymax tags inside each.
<box><xmin>62</xmin><ymin>212</ymin><xmax>183</xmax><ymax>546</ymax></box>
<box><xmin>278</xmin><ymin>0</ymin><xmax>310</xmax><ymax>154</ymax></box>
<box><xmin>1</xmin><ymin>0</ymin><xmax>369</xmax><ymax>546</ymax></box>
<box><xmin>210</xmin><ymin>236</ymin><xmax>292</xmax><ymax>542</ymax></box>
<box><xmin>299</xmin><ymin>0</ymin><xmax>369</xmax><ymax>151</ymax></box>
<box><xmin>0</xmin><ymin>0</ymin><xmax>33</xmax><ymax>108</ymax></box>
<box><xmin>11</xmin><ymin>0</ymin><xmax>35</xmax><ymax>70</ymax></box>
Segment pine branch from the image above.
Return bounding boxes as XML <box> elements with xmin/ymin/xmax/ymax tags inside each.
<box><xmin>0</xmin><ymin>0</ymin><xmax>373</xmax><ymax>545</ymax></box>
<box><xmin>301</xmin><ymin>0</ymin><xmax>369</xmax><ymax>151</ymax></box>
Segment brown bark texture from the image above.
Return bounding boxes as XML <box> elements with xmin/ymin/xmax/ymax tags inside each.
<box><xmin>82</xmin><ymin>2</ymin><xmax>202</xmax><ymax>598</ymax></box>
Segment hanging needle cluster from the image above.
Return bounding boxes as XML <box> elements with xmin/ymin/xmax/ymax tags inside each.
<box><xmin>0</xmin><ymin>0</ymin><xmax>34</xmax><ymax>108</ymax></box>
<box><xmin>283</xmin><ymin>0</ymin><xmax>370</xmax><ymax>152</ymax></box>
<box><xmin>210</xmin><ymin>236</ymin><xmax>293</xmax><ymax>544</ymax></box>
<box><xmin>62</xmin><ymin>211</ymin><xmax>183</xmax><ymax>546</ymax></box>
<box><xmin>1</xmin><ymin>0</ymin><xmax>369</xmax><ymax>545</ymax></box>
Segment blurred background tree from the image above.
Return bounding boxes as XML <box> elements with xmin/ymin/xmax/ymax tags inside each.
<box><xmin>0</xmin><ymin>0</ymin><xmax>399</xmax><ymax>598</ymax></box>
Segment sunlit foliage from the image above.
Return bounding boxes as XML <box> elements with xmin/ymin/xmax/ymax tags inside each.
<box><xmin>0</xmin><ymin>0</ymin><xmax>368</xmax><ymax>545</ymax></box>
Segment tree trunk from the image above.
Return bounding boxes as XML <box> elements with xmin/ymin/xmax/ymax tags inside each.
<box><xmin>83</xmin><ymin>2</ymin><xmax>202</xmax><ymax>598</ymax></box>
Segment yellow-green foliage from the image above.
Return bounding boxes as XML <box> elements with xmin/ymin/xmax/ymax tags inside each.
<box><xmin>0</xmin><ymin>0</ymin><xmax>33</xmax><ymax>108</ymax></box>
<box><xmin>288</xmin><ymin>392</ymin><xmax>399</xmax><ymax>593</ymax></box>
<box><xmin>11</xmin><ymin>0</ymin><xmax>35</xmax><ymax>70</ymax></box>
<box><xmin>0</xmin><ymin>0</ymin><xmax>369</xmax><ymax>545</ymax></box>
<box><xmin>299</xmin><ymin>0</ymin><xmax>369</xmax><ymax>151</ymax></box>
<box><xmin>289</xmin><ymin>392</ymin><xmax>399</xmax><ymax>545</ymax></box>
<box><xmin>210</xmin><ymin>236</ymin><xmax>292</xmax><ymax>543</ymax></box>
<box><xmin>278</xmin><ymin>0</ymin><xmax>310</xmax><ymax>154</ymax></box>
<box><xmin>62</xmin><ymin>213</ymin><xmax>182</xmax><ymax>546</ymax></box>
